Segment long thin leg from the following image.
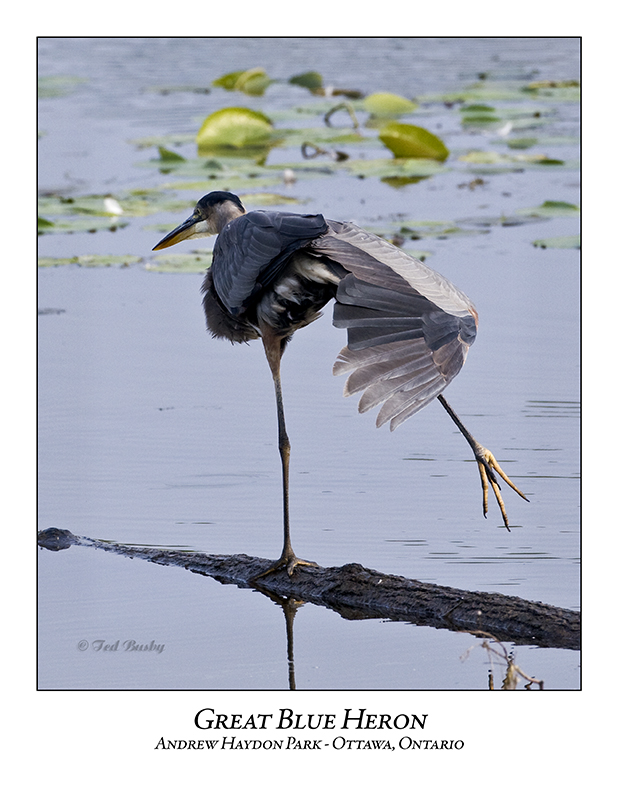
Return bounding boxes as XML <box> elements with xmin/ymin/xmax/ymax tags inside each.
<box><xmin>437</xmin><ymin>394</ymin><xmax>529</xmax><ymax>530</ymax></box>
<box><xmin>255</xmin><ymin>326</ymin><xmax>317</xmax><ymax>578</ymax></box>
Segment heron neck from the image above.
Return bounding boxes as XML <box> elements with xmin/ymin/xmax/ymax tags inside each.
<box><xmin>214</xmin><ymin>200</ymin><xmax>246</xmax><ymax>233</ymax></box>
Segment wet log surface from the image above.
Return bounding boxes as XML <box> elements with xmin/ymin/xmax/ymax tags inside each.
<box><xmin>38</xmin><ymin>528</ymin><xmax>580</xmax><ymax>651</ymax></box>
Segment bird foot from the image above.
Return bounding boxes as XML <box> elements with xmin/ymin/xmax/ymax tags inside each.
<box><xmin>473</xmin><ymin>444</ymin><xmax>529</xmax><ymax>531</ymax></box>
<box><xmin>254</xmin><ymin>552</ymin><xmax>318</xmax><ymax>580</ymax></box>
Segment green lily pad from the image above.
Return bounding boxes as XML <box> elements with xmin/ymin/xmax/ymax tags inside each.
<box><xmin>344</xmin><ymin>158</ymin><xmax>447</xmax><ymax>179</ymax></box>
<box><xmin>423</xmin><ymin>79</ymin><xmax>579</xmax><ymax>105</ymax></box>
<box><xmin>37</xmin><ymin>217</ymin><xmax>130</xmax><ymax>235</ymax></box>
<box><xmin>517</xmin><ymin>200</ymin><xmax>580</xmax><ymax>218</ymax></box>
<box><xmin>289</xmin><ymin>71</ymin><xmax>323</xmax><ymax>91</ymax></box>
<box><xmin>507</xmin><ymin>137</ymin><xmax>538</xmax><ymax>149</ymax></box>
<box><xmin>364</xmin><ymin>92</ymin><xmax>417</xmax><ymax>117</ymax></box>
<box><xmin>379</xmin><ymin>123</ymin><xmax>449</xmax><ymax>161</ymax></box>
<box><xmin>459</xmin><ymin>150</ymin><xmax>565</xmax><ymax>166</ymax></box>
<box><xmin>144</xmin><ymin>84</ymin><xmax>210</xmax><ymax>96</ymax></box>
<box><xmin>366</xmin><ymin>219</ymin><xmax>488</xmax><ymax>241</ymax></box>
<box><xmin>131</xmin><ymin>133</ymin><xmax>195</xmax><ymax>150</ymax></box>
<box><xmin>522</xmin><ymin>80</ymin><xmax>580</xmax><ymax>101</ymax></box>
<box><xmin>212</xmin><ymin>68</ymin><xmax>273</xmax><ymax>96</ymax></box>
<box><xmin>460</xmin><ymin>103</ymin><xmax>501</xmax><ymax>125</ymax></box>
<box><xmin>196</xmin><ymin>107</ymin><xmax>277</xmax><ymax>152</ymax></box>
<box><xmin>38</xmin><ymin>75</ymin><xmax>85</xmax><ymax>98</ymax></box>
<box><xmin>146</xmin><ymin>250</ymin><xmax>213</xmax><ymax>273</ymax></box>
<box><xmin>38</xmin><ymin>191</ymin><xmax>190</xmax><ymax>221</ymax></box>
<box><xmin>461</xmin><ymin>103</ymin><xmax>496</xmax><ymax>113</ymax></box>
<box><xmin>157</xmin><ymin>146</ymin><xmax>186</xmax><ymax>162</ymax></box>
<box><xmin>241</xmin><ymin>193</ymin><xmax>301</xmax><ymax>206</ymax></box>
<box><xmin>38</xmin><ymin>254</ymin><xmax>142</xmax><ymax>268</ymax></box>
<box><xmin>533</xmin><ymin>235</ymin><xmax>580</xmax><ymax>249</ymax></box>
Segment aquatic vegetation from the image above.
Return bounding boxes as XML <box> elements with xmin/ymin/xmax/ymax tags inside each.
<box><xmin>379</xmin><ymin>122</ymin><xmax>449</xmax><ymax>161</ymax></box>
<box><xmin>38</xmin><ymin>64</ymin><xmax>579</xmax><ymax>264</ymax></box>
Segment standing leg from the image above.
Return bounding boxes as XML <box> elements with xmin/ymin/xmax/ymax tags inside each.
<box><xmin>437</xmin><ymin>394</ymin><xmax>529</xmax><ymax>530</ymax></box>
<box><xmin>255</xmin><ymin>326</ymin><xmax>317</xmax><ymax>578</ymax></box>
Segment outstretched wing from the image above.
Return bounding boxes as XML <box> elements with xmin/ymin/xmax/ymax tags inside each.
<box><xmin>311</xmin><ymin>220</ymin><xmax>478</xmax><ymax>431</ymax></box>
<box><xmin>212</xmin><ymin>210</ymin><xmax>328</xmax><ymax>314</ymax></box>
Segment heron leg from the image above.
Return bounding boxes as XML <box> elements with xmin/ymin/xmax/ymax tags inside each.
<box><xmin>437</xmin><ymin>394</ymin><xmax>529</xmax><ymax>530</ymax></box>
<box><xmin>255</xmin><ymin>327</ymin><xmax>317</xmax><ymax>578</ymax></box>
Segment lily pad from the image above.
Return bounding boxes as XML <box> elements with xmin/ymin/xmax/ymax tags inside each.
<box><xmin>37</xmin><ymin>217</ymin><xmax>130</xmax><ymax>235</ymax></box>
<box><xmin>289</xmin><ymin>71</ymin><xmax>324</xmax><ymax>91</ymax></box>
<box><xmin>533</xmin><ymin>235</ymin><xmax>580</xmax><ymax>249</ymax></box>
<box><xmin>38</xmin><ymin>216</ymin><xmax>54</xmax><ymax>231</ymax></box>
<box><xmin>344</xmin><ymin>158</ymin><xmax>447</xmax><ymax>179</ymax></box>
<box><xmin>38</xmin><ymin>75</ymin><xmax>85</xmax><ymax>98</ymax></box>
<box><xmin>38</xmin><ymin>191</ymin><xmax>189</xmax><ymax>221</ymax></box>
<box><xmin>378</xmin><ymin>123</ymin><xmax>449</xmax><ymax>161</ymax></box>
<box><xmin>157</xmin><ymin>146</ymin><xmax>186</xmax><ymax>162</ymax></box>
<box><xmin>241</xmin><ymin>193</ymin><xmax>301</xmax><ymax>206</ymax></box>
<box><xmin>460</xmin><ymin>103</ymin><xmax>501</xmax><ymax>125</ymax></box>
<box><xmin>196</xmin><ymin>107</ymin><xmax>277</xmax><ymax>152</ymax></box>
<box><xmin>146</xmin><ymin>250</ymin><xmax>213</xmax><ymax>273</ymax></box>
<box><xmin>459</xmin><ymin>151</ymin><xmax>566</xmax><ymax>168</ymax></box>
<box><xmin>38</xmin><ymin>254</ymin><xmax>142</xmax><ymax>268</ymax></box>
<box><xmin>366</xmin><ymin>219</ymin><xmax>488</xmax><ymax>241</ymax></box>
<box><xmin>423</xmin><ymin>79</ymin><xmax>579</xmax><ymax>105</ymax></box>
<box><xmin>517</xmin><ymin>200</ymin><xmax>580</xmax><ymax>218</ymax></box>
<box><xmin>363</xmin><ymin>92</ymin><xmax>418</xmax><ymax>117</ymax></box>
<box><xmin>212</xmin><ymin>68</ymin><xmax>273</xmax><ymax>96</ymax></box>
<box><xmin>507</xmin><ymin>137</ymin><xmax>538</xmax><ymax>149</ymax></box>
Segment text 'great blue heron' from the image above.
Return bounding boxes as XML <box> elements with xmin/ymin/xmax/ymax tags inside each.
<box><xmin>153</xmin><ymin>191</ymin><xmax>528</xmax><ymax>576</ymax></box>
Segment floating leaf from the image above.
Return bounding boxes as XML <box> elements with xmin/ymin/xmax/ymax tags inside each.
<box><xmin>523</xmin><ymin>79</ymin><xmax>580</xmax><ymax>101</ymax></box>
<box><xmin>461</xmin><ymin>103</ymin><xmax>496</xmax><ymax>113</ymax></box>
<box><xmin>131</xmin><ymin>133</ymin><xmax>195</xmax><ymax>149</ymax></box>
<box><xmin>146</xmin><ymin>250</ymin><xmax>213</xmax><ymax>273</ymax></box>
<box><xmin>507</xmin><ymin>137</ymin><xmax>537</xmax><ymax>149</ymax></box>
<box><xmin>533</xmin><ymin>235</ymin><xmax>580</xmax><ymax>249</ymax></box>
<box><xmin>517</xmin><ymin>200</ymin><xmax>580</xmax><ymax>218</ymax></box>
<box><xmin>157</xmin><ymin>145</ymin><xmax>186</xmax><ymax>162</ymax></box>
<box><xmin>196</xmin><ymin>107</ymin><xmax>276</xmax><ymax>152</ymax></box>
<box><xmin>38</xmin><ymin>254</ymin><xmax>141</xmax><ymax>268</ymax></box>
<box><xmin>289</xmin><ymin>71</ymin><xmax>323</xmax><ymax>91</ymax></box>
<box><xmin>456</xmin><ymin>214</ymin><xmax>548</xmax><ymax>228</ymax></box>
<box><xmin>38</xmin><ymin>190</ymin><xmax>188</xmax><ymax>220</ymax></box>
<box><xmin>366</xmin><ymin>218</ymin><xmax>488</xmax><ymax>241</ymax></box>
<box><xmin>344</xmin><ymin>158</ymin><xmax>447</xmax><ymax>179</ymax></box>
<box><xmin>212</xmin><ymin>68</ymin><xmax>272</xmax><ymax>96</ymax></box>
<box><xmin>241</xmin><ymin>193</ymin><xmax>301</xmax><ymax>206</ymax></box>
<box><xmin>460</xmin><ymin>150</ymin><xmax>562</xmax><ymax>165</ymax></box>
<box><xmin>145</xmin><ymin>84</ymin><xmax>210</xmax><ymax>96</ymax></box>
<box><xmin>37</xmin><ymin>217</ymin><xmax>130</xmax><ymax>235</ymax></box>
<box><xmin>38</xmin><ymin>75</ymin><xmax>85</xmax><ymax>98</ymax></box>
<box><xmin>527</xmin><ymin>79</ymin><xmax>580</xmax><ymax>89</ymax></box>
<box><xmin>378</xmin><ymin>123</ymin><xmax>449</xmax><ymax>161</ymax></box>
<box><xmin>363</xmin><ymin>92</ymin><xmax>417</xmax><ymax>117</ymax></box>
<box><xmin>539</xmin><ymin>200</ymin><xmax>579</xmax><ymax>211</ymax></box>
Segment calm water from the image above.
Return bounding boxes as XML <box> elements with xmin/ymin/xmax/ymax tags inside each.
<box><xmin>38</xmin><ymin>37</ymin><xmax>580</xmax><ymax>689</ymax></box>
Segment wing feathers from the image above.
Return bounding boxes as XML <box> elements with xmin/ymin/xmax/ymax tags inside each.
<box><xmin>320</xmin><ymin>221</ymin><xmax>478</xmax><ymax>430</ymax></box>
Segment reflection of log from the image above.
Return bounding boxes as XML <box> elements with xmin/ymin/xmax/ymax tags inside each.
<box><xmin>38</xmin><ymin>528</ymin><xmax>580</xmax><ymax>651</ymax></box>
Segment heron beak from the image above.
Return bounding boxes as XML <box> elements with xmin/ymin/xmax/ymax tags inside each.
<box><xmin>152</xmin><ymin>213</ymin><xmax>208</xmax><ymax>251</ymax></box>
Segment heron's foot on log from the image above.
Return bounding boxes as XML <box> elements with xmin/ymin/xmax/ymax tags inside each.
<box><xmin>474</xmin><ymin>445</ymin><xmax>529</xmax><ymax>531</ymax></box>
<box><xmin>254</xmin><ymin>552</ymin><xmax>318</xmax><ymax>580</ymax></box>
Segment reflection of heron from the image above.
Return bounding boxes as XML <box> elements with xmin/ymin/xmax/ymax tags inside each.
<box><xmin>154</xmin><ymin>192</ymin><xmax>528</xmax><ymax>577</ymax></box>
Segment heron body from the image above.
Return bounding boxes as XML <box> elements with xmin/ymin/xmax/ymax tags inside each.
<box><xmin>153</xmin><ymin>191</ymin><xmax>527</xmax><ymax>576</ymax></box>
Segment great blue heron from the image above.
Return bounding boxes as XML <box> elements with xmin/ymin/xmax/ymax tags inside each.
<box><xmin>153</xmin><ymin>191</ymin><xmax>528</xmax><ymax>576</ymax></box>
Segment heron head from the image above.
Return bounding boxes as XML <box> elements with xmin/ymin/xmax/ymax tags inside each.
<box><xmin>152</xmin><ymin>191</ymin><xmax>246</xmax><ymax>250</ymax></box>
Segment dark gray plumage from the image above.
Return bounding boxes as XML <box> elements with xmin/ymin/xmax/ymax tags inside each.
<box><xmin>153</xmin><ymin>191</ymin><xmax>527</xmax><ymax>577</ymax></box>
